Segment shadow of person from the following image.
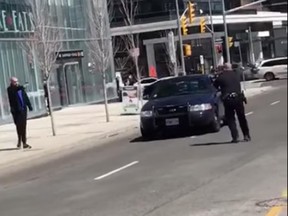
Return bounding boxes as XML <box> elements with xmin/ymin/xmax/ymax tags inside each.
<box><xmin>0</xmin><ymin>148</ymin><xmax>20</xmax><ymax>152</ymax></box>
<box><xmin>190</xmin><ymin>141</ymin><xmax>245</xmax><ymax>147</ymax></box>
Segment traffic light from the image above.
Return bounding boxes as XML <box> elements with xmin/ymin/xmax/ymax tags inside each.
<box><xmin>188</xmin><ymin>2</ymin><xmax>195</xmax><ymax>24</ymax></box>
<box><xmin>200</xmin><ymin>17</ymin><xmax>206</xmax><ymax>33</ymax></box>
<box><xmin>228</xmin><ymin>37</ymin><xmax>234</xmax><ymax>48</ymax></box>
<box><xmin>184</xmin><ymin>44</ymin><xmax>192</xmax><ymax>57</ymax></box>
<box><xmin>180</xmin><ymin>16</ymin><xmax>188</xmax><ymax>36</ymax></box>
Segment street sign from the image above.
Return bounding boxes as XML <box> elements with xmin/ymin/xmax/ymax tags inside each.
<box><xmin>258</xmin><ymin>31</ymin><xmax>270</xmax><ymax>38</ymax></box>
<box><xmin>56</xmin><ymin>50</ymin><xmax>84</xmax><ymax>60</ymax></box>
<box><xmin>168</xmin><ymin>31</ymin><xmax>176</xmax><ymax>64</ymax></box>
<box><xmin>129</xmin><ymin>48</ymin><xmax>140</xmax><ymax>58</ymax></box>
<box><xmin>234</xmin><ymin>41</ymin><xmax>240</xmax><ymax>47</ymax></box>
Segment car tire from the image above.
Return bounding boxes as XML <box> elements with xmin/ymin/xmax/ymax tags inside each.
<box><xmin>264</xmin><ymin>72</ymin><xmax>275</xmax><ymax>81</ymax></box>
<box><xmin>141</xmin><ymin>128</ymin><xmax>156</xmax><ymax>140</ymax></box>
<box><xmin>210</xmin><ymin>113</ymin><xmax>221</xmax><ymax>133</ymax></box>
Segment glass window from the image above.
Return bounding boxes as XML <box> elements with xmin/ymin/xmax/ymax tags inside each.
<box><xmin>263</xmin><ymin>59</ymin><xmax>288</xmax><ymax>67</ymax></box>
<box><xmin>150</xmin><ymin>76</ymin><xmax>212</xmax><ymax>99</ymax></box>
<box><xmin>262</xmin><ymin>61</ymin><xmax>275</xmax><ymax>67</ymax></box>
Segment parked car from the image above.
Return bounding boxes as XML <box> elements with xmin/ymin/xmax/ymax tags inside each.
<box><xmin>140</xmin><ymin>75</ymin><xmax>225</xmax><ymax>139</ymax></box>
<box><xmin>252</xmin><ymin>57</ymin><xmax>288</xmax><ymax>81</ymax></box>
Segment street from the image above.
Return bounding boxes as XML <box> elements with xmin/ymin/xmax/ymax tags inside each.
<box><xmin>0</xmin><ymin>80</ymin><xmax>287</xmax><ymax>216</ymax></box>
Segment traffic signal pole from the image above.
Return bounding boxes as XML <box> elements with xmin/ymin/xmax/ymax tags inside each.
<box><xmin>176</xmin><ymin>0</ymin><xmax>186</xmax><ymax>75</ymax></box>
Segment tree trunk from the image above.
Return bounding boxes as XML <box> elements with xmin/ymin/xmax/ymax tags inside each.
<box><xmin>134</xmin><ymin>56</ymin><xmax>143</xmax><ymax>108</ymax></box>
<box><xmin>102</xmin><ymin>71</ymin><xmax>110</xmax><ymax>123</ymax></box>
<box><xmin>47</xmin><ymin>74</ymin><xmax>56</xmax><ymax>136</ymax></box>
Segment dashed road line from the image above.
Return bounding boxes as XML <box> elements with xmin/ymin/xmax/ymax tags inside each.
<box><xmin>271</xmin><ymin>101</ymin><xmax>281</xmax><ymax>106</ymax></box>
<box><xmin>245</xmin><ymin>112</ymin><xmax>254</xmax><ymax>116</ymax></box>
<box><xmin>94</xmin><ymin>161</ymin><xmax>139</xmax><ymax>181</ymax></box>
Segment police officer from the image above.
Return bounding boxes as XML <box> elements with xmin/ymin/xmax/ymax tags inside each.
<box><xmin>214</xmin><ymin>63</ymin><xmax>251</xmax><ymax>143</ymax></box>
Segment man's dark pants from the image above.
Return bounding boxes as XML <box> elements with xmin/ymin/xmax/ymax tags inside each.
<box><xmin>224</xmin><ymin>96</ymin><xmax>250</xmax><ymax>140</ymax></box>
<box><xmin>12</xmin><ymin>111</ymin><xmax>27</xmax><ymax>145</ymax></box>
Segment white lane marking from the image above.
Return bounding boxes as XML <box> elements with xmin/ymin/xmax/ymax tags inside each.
<box><xmin>271</xmin><ymin>101</ymin><xmax>280</xmax><ymax>106</ymax></box>
<box><xmin>94</xmin><ymin>161</ymin><xmax>139</xmax><ymax>181</ymax></box>
<box><xmin>245</xmin><ymin>112</ymin><xmax>254</xmax><ymax>116</ymax></box>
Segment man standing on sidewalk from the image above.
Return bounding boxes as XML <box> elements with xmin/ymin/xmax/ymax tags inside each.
<box><xmin>7</xmin><ymin>77</ymin><xmax>33</xmax><ymax>149</ymax></box>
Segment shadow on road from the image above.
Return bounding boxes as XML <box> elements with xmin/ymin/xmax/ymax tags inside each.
<box><xmin>130</xmin><ymin>128</ymin><xmax>213</xmax><ymax>143</ymax></box>
<box><xmin>0</xmin><ymin>148</ymin><xmax>19</xmax><ymax>152</ymax></box>
<box><xmin>190</xmin><ymin>140</ymin><xmax>247</xmax><ymax>147</ymax></box>
<box><xmin>190</xmin><ymin>141</ymin><xmax>233</xmax><ymax>147</ymax></box>
<box><xmin>253</xmin><ymin>78</ymin><xmax>287</xmax><ymax>86</ymax></box>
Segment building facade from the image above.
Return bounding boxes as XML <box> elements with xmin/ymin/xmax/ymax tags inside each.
<box><xmin>110</xmin><ymin>0</ymin><xmax>287</xmax><ymax>78</ymax></box>
<box><xmin>263</xmin><ymin>0</ymin><xmax>287</xmax><ymax>12</ymax></box>
<box><xmin>0</xmin><ymin>0</ymin><xmax>116</xmax><ymax>124</ymax></box>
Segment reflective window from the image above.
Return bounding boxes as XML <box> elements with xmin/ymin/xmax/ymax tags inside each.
<box><xmin>0</xmin><ymin>0</ymin><xmax>116</xmax><ymax>124</ymax></box>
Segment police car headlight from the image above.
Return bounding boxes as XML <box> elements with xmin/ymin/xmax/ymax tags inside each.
<box><xmin>141</xmin><ymin>110</ymin><xmax>153</xmax><ymax>118</ymax></box>
<box><xmin>189</xmin><ymin>104</ymin><xmax>213</xmax><ymax>112</ymax></box>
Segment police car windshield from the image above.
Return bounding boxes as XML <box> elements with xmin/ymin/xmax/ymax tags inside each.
<box><xmin>150</xmin><ymin>77</ymin><xmax>212</xmax><ymax>99</ymax></box>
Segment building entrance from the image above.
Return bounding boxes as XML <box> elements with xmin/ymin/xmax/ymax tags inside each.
<box><xmin>56</xmin><ymin>62</ymin><xmax>85</xmax><ymax>107</ymax></box>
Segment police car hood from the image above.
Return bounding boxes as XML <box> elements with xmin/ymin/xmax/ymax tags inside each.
<box><xmin>142</xmin><ymin>92</ymin><xmax>215</xmax><ymax>111</ymax></box>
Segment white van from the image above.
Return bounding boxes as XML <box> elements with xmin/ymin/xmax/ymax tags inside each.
<box><xmin>253</xmin><ymin>57</ymin><xmax>288</xmax><ymax>81</ymax></box>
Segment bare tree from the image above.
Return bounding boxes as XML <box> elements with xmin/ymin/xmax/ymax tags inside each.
<box><xmin>119</xmin><ymin>0</ymin><xmax>143</xmax><ymax>105</ymax></box>
<box><xmin>115</xmin><ymin>56</ymin><xmax>131</xmax><ymax>71</ymax></box>
<box><xmin>112</xmin><ymin>36</ymin><xmax>132</xmax><ymax>73</ymax></box>
<box><xmin>161</xmin><ymin>30</ymin><xmax>179</xmax><ymax>76</ymax></box>
<box><xmin>87</xmin><ymin>0</ymin><xmax>112</xmax><ymax>122</ymax></box>
<box><xmin>21</xmin><ymin>0</ymin><xmax>62</xmax><ymax>136</ymax></box>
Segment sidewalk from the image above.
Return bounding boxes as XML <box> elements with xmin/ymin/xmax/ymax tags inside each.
<box><xmin>0</xmin><ymin>103</ymin><xmax>139</xmax><ymax>175</ymax></box>
<box><xmin>0</xmin><ymin>82</ymin><xmax>276</xmax><ymax>176</ymax></box>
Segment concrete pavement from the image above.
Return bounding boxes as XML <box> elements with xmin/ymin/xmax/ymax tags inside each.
<box><xmin>0</xmin><ymin>80</ymin><xmax>286</xmax><ymax>216</ymax></box>
<box><xmin>0</xmin><ymin>79</ymin><xmax>278</xmax><ymax>176</ymax></box>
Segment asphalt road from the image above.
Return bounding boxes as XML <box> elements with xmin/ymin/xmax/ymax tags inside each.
<box><xmin>0</xmin><ymin>80</ymin><xmax>287</xmax><ymax>216</ymax></box>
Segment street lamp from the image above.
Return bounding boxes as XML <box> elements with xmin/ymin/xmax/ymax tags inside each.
<box><xmin>221</xmin><ymin>0</ymin><xmax>267</xmax><ymax>64</ymax></box>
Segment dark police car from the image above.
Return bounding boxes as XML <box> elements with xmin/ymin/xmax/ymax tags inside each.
<box><xmin>140</xmin><ymin>75</ymin><xmax>225</xmax><ymax>138</ymax></box>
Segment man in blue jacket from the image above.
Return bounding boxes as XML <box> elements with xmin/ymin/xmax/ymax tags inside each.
<box><xmin>7</xmin><ymin>77</ymin><xmax>33</xmax><ymax>149</ymax></box>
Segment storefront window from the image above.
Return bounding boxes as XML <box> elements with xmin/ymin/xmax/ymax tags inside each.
<box><xmin>0</xmin><ymin>0</ymin><xmax>116</xmax><ymax>124</ymax></box>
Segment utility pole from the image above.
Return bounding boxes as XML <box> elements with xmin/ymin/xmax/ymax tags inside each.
<box><xmin>248</xmin><ymin>26</ymin><xmax>256</xmax><ymax>64</ymax></box>
<box><xmin>221</xmin><ymin>0</ymin><xmax>231</xmax><ymax>64</ymax></box>
<box><xmin>175</xmin><ymin>0</ymin><xmax>186</xmax><ymax>75</ymax></box>
<box><xmin>208</xmin><ymin>0</ymin><xmax>217</xmax><ymax>67</ymax></box>
<box><xmin>221</xmin><ymin>0</ymin><xmax>267</xmax><ymax>64</ymax></box>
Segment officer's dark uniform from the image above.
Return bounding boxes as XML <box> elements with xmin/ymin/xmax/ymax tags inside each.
<box><xmin>214</xmin><ymin>69</ymin><xmax>251</xmax><ymax>143</ymax></box>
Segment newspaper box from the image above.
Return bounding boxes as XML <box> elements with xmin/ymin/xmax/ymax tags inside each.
<box><xmin>122</xmin><ymin>86</ymin><xmax>140</xmax><ymax>114</ymax></box>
